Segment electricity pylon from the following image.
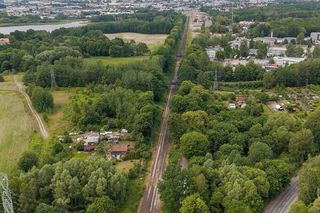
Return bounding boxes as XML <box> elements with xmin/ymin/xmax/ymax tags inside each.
<box><xmin>51</xmin><ymin>69</ymin><xmax>57</xmax><ymax>88</ymax></box>
<box><xmin>0</xmin><ymin>173</ymin><xmax>14</xmax><ymax>213</ymax></box>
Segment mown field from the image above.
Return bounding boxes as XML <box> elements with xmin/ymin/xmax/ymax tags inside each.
<box><xmin>0</xmin><ymin>91</ymin><xmax>34</xmax><ymax>173</ymax></box>
<box><xmin>105</xmin><ymin>33</ymin><xmax>168</xmax><ymax>49</ymax></box>
<box><xmin>84</xmin><ymin>56</ymin><xmax>149</xmax><ymax>66</ymax></box>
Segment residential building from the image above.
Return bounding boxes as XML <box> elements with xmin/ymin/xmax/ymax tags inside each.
<box><xmin>110</xmin><ymin>144</ymin><xmax>128</xmax><ymax>160</ymax></box>
<box><xmin>273</xmin><ymin>56</ymin><xmax>305</xmax><ymax>66</ymax></box>
<box><xmin>0</xmin><ymin>38</ymin><xmax>10</xmax><ymax>45</ymax></box>
<box><xmin>311</xmin><ymin>32</ymin><xmax>320</xmax><ymax>44</ymax></box>
<box><xmin>84</xmin><ymin>132</ymin><xmax>100</xmax><ymax>143</ymax></box>
<box><xmin>84</xmin><ymin>143</ymin><xmax>95</xmax><ymax>152</ymax></box>
<box><xmin>267</xmin><ymin>46</ymin><xmax>286</xmax><ymax>57</ymax></box>
<box><xmin>206</xmin><ymin>45</ymin><xmax>224</xmax><ymax>61</ymax></box>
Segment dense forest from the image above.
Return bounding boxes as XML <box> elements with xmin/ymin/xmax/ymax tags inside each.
<box><xmin>159</xmin><ymin>80</ymin><xmax>317</xmax><ymax>212</ymax></box>
<box><xmin>0</xmin><ymin>10</ymin><xmax>181</xmax><ymax>73</ymax></box>
<box><xmin>2</xmin><ymin>10</ymin><xmax>186</xmax><ymax>213</ymax></box>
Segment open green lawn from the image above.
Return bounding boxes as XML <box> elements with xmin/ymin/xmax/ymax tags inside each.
<box><xmin>84</xmin><ymin>56</ymin><xmax>149</xmax><ymax>66</ymax></box>
<box><xmin>0</xmin><ymin>91</ymin><xmax>35</xmax><ymax>173</ymax></box>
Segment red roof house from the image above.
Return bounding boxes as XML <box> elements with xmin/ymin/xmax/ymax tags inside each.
<box><xmin>110</xmin><ymin>144</ymin><xmax>128</xmax><ymax>160</ymax></box>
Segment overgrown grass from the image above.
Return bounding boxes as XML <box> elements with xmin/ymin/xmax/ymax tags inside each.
<box><xmin>0</xmin><ymin>91</ymin><xmax>35</xmax><ymax>173</ymax></box>
<box><xmin>46</xmin><ymin>89</ymin><xmax>74</xmax><ymax>135</ymax></box>
<box><xmin>84</xmin><ymin>56</ymin><xmax>149</xmax><ymax>66</ymax></box>
<box><xmin>119</xmin><ymin>175</ymin><xmax>145</xmax><ymax>213</ymax></box>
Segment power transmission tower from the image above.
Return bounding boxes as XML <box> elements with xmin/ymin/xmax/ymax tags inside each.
<box><xmin>213</xmin><ymin>69</ymin><xmax>219</xmax><ymax>91</ymax></box>
<box><xmin>51</xmin><ymin>69</ymin><xmax>57</xmax><ymax>88</ymax></box>
<box><xmin>0</xmin><ymin>173</ymin><xmax>14</xmax><ymax>213</ymax></box>
<box><xmin>231</xmin><ymin>2</ymin><xmax>234</xmax><ymax>24</ymax></box>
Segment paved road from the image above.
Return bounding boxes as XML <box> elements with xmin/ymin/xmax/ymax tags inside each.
<box><xmin>138</xmin><ymin>16</ymin><xmax>190</xmax><ymax>213</ymax></box>
<box><xmin>14</xmin><ymin>77</ymin><xmax>49</xmax><ymax>139</ymax></box>
<box><xmin>264</xmin><ymin>177</ymin><xmax>299</xmax><ymax>213</ymax></box>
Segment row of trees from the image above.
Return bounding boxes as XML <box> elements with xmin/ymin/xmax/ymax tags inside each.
<box><xmin>263</xmin><ymin>59</ymin><xmax>320</xmax><ymax>88</ymax></box>
<box><xmin>159</xmin><ymin>81</ymin><xmax>318</xmax><ymax>212</ymax></box>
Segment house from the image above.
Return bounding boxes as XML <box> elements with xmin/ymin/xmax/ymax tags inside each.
<box><xmin>229</xmin><ymin>37</ymin><xmax>248</xmax><ymax>49</ymax></box>
<box><xmin>121</xmin><ymin>129</ymin><xmax>128</xmax><ymax>134</ymax></box>
<box><xmin>267</xmin><ymin>47</ymin><xmax>286</xmax><ymax>57</ymax></box>
<box><xmin>311</xmin><ymin>32</ymin><xmax>320</xmax><ymax>44</ymax></box>
<box><xmin>253</xmin><ymin>37</ymin><xmax>277</xmax><ymax>46</ymax></box>
<box><xmin>84</xmin><ymin>132</ymin><xmax>100</xmax><ymax>143</ymax></box>
<box><xmin>0</xmin><ymin>38</ymin><xmax>10</xmax><ymax>45</ymax></box>
<box><xmin>84</xmin><ymin>143</ymin><xmax>95</xmax><ymax>152</ymax></box>
<box><xmin>228</xmin><ymin>103</ymin><xmax>236</xmax><ymax>109</ymax></box>
<box><xmin>264</xmin><ymin>64</ymin><xmax>279</xmax><ymax>71</ymax></box>
<box><xmin>249</xmin><ymin>49</ymin><xmax>258</xmax><ymax>56</ymax></box>
<box><xmin>236</xmin><ymin>96</ymin><xmax>246</xmax><ymax>108</ymax></box>
<box><xmin>100</xmin><ymin>131</ymin><xmax>113</xmax><ymax>136</ymax></box>
<box><xmin>107</xmin><ymin>135</ymin><xmax>120</xmax><ymax>143</ymax></box>
<box><xmin>206</xmin><ymin>45</ymin><xmax>224</xmax><ymax>61</ymax></box>
<box><xmin>273</xmin><ymin>56</ymin><xmax>305</xmax><ymax>66</ymax></box>
<box><xmin>110</xmin><ymin>144</ymin><xmax>128</xmax><ymax>160</ymax></box>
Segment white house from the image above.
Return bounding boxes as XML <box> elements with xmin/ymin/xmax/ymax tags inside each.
<box><xmin>206</xmin><ymin>45</ymin><xmax>224</xmax><ymax>61</ymax></box>
<box><xmin>311</xmin><ymin>32</ymin><xmax>320</xmax><ymax>44</ymax></box>
<box><xmin>267</xmin><ymin>47</ymin><xmax>286</xmax><ymax>57</ymax></box>
<box><xmin>84</xmin><ymin>132</ymin><xmax>100</xmax><ymax>143</ymax></box>
<box><xmin>273</xmin><ymin>56</ymin><xmax>305</xmax><ymax>66</ymax></box>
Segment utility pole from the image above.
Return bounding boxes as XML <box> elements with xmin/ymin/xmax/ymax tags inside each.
<box><xmin>231</xmin><ymin>2</ymin><xmax>234</xmax><ymax>24</ymax></box>
<box><xmin>51</xmin><ymin>68</ymin><xmax>57</xmax><ymax>89</ymax></box>
<box><xmin>0</xmin><ymin>173</ymin><xmax>14</xmax><ymax>213</ymax></box>
<box><xmin>213</xmin><ymin>69</ymin><xmax>219</xmax><ymax>91</ymax></box>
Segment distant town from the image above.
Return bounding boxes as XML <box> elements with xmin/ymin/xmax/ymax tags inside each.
<box><xmin>1</xmin><ymin>0</ymin><xmax>279</xmax><ymax>18</ymax></box>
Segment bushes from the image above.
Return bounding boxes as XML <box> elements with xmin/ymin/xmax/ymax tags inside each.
<box><xmin>31</xmin><ymin>87</ymin><xmax>54</xmax><ymax>113</ymax></box>
<box><xmin>18</xmin><ymin>151</ymin><xmax>38</xmax><ymax>172</ymax></box>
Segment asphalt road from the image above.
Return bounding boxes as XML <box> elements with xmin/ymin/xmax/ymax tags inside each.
<box><xmin>264</xmin><ymin>177</ymin><xmax>299</xmax><ymax>213</ymax></box>
<box><xmin>138</xmin><ymin>16</ymin><xmax>189</xmax><ymax>213</ymax></box>
<box><xmin>14</xmin><ymin>76</ymin><xmax>49</xmax><ymax>139</ymax></box>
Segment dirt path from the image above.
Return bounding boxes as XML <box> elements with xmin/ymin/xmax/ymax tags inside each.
<box><xmin>14</xmin><ymin>77</ymin><xmax>49</xmax><ymax>139</ymax></box>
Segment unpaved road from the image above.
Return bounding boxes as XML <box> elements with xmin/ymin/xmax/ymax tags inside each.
<box><xmin>14</xmin><ymin>77</ymin><xmax>49</xmax><ymax>139</ymax></box>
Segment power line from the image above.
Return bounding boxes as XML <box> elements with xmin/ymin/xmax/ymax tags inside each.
<box><xmin>51</xmin><ymin>68</ymin><xmax>57</xmax><ymax>89</ymax></box>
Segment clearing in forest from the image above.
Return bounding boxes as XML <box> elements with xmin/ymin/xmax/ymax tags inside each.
<box><xmin>105</xmin><ymin>33</ymin><xmax>168</xmax><ymax>49</ymax></box>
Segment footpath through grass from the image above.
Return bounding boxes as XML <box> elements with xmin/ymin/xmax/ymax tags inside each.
<box><xmin>0</xmin><ymin>91</ymin><xmax>34</xmax><ymax>173</ymax></box>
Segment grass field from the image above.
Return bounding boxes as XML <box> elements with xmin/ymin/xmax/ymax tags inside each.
<box><xmin>105</xmin><ymin>33</ymin><xmax>168</xmax><ymax>50</ymax></box>
<box><xmin>47</xmin><ymin>89</ymin><xmax>73</xmax><ymax>135</ymax></box>
<box><xmin>0</xmin><ymin>91</ymin><xmax>35</xmax><ymax>173</ymax></box>
<box><xmin>84</xmin><ymin>56</ymin><xmax>148</xmax><ymax>66</ymax></box>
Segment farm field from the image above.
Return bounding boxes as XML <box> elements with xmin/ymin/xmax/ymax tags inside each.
<box><xmin>0</xmin><ymin>91</ymin><xmax>34</xmax><ymax>173</ymax></box>
<box><xmin>105</xmin><ymin>32</ymin><xmax>168</xmax><ymax>50</ymax></box>
<box><xmin>84</xmin><ymin>56</ymin><xmax>148</xmax><ymax>66</ymax></box>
